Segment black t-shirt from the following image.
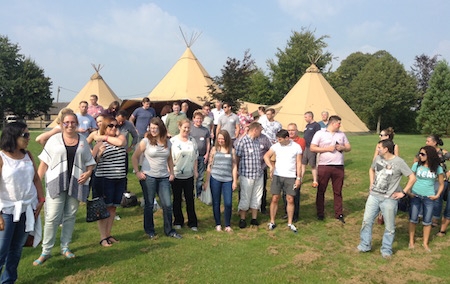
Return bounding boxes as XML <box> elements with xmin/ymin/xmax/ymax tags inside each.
<box><xmin>304</xmin><ymin>122</ymin><xmax>321</xmax><ymax>146</ymax></box>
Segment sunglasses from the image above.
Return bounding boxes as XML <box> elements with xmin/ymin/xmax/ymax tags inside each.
<box><xmin>21</xmin><ymin>132</ymin><xmax>30</xmax><ymax>139</ymax></box>
<box><xmin>379</xmin><ymin>133</ymin><xmax>387</xmax><ymax>137</ymax></box>
<box><xmin>418</xmin><ymin>152</ymin><xmax>427</xmax><ymax>157</ymax></box>
<box><xmin>107</xmin><ymin>124</ymin><xmax>119</xmax><ymax>129</ymax></box>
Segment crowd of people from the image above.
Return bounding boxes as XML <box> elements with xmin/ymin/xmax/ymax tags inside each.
<box><xmin>0</xmin><ymin>95</ymin><xmax>449</xmax><ymax>282</ymax></box>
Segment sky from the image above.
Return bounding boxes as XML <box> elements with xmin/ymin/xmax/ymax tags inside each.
<box><xmin>1</xmin><ymin>0</ymin><xmax>449</xmax><ymax>103</ymax></box>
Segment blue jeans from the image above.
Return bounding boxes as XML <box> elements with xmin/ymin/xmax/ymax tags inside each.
<box><xmin>433</xmin><ymin>181</ymin><xmax>448</xmax><ymax>219</ymax></box>
<box><xmin>210</xmin><ymin>176</ymin><xmax>233</xmax><ymax>227</ymax></box>
<box><xmin>0</xmin><ymin>213</ymin><xmax>28</xmax><ymax>283</ymax></box>
<box><xmin>196</xmin><ymin>156</ymin><xmax>207</xmax><ymax>197</ymax></box>
<box><xmin>358</xmin><ymin>195</ymin><xmax>398</xmax><ymax>257</ymax></box>
<box><xmin>140</xmin><ymin>175</ymin><xmax>175</xmax><ymax>236</ymax></box>
<box><xmin>410</xmin><ymin>195</ymin><xmax>434</xmax><ymax>225</ymax></box>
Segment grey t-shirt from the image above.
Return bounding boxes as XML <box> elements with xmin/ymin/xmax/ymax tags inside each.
<box><xmin>218</xmin><ymin>113</ymin><xmax>239</xmax><ymax>139</ymax></box>
<box><xmin>141</xmin><ymin>139</ymin><xmax>172</xmax><ymax>178</ymax></box>
<box><xmin>370</xmin><ymin>155</ymin><xmax>413</xmax><ymax>198</ymax></box>
<box><xmin>190</xmin><ymin>124</ymin><xmax>210</xmax><ymax>156</ymax></box>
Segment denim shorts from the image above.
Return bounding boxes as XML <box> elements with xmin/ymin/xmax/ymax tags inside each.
<box><xmin>409</xmin><ymin>194</ymin><xmax>434</xmax><ymax>225</ymax></box>
<box><xmin>96</xmin><ymin>177</ymin><xmax>126</xmax><ymax>206</ymax></box>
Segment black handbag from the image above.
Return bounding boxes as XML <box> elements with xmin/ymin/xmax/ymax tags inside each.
<box><xmin>86</xmin><ymin>197</ymin><xmax>110</xmax><ymax>222</ymax></box>
<box><xmin>398</xmin><ymin>195</ymin><xmax>410</xmax><ymax>212</ymax></box>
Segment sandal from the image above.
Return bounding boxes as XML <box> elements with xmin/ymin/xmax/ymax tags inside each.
<box><xmin>33</xmin><ymin>254</ymin><xmax>51</xmax><ymax>266</ymax></box>
<box><xmin>100</xmin><ymin>238</ymin><xmax>112</xmax><ymax>247</ymax></box>
<box><xmin>436</xmin><ymin>231</ymin><xmax>446</xmax><ymax>237</ymax></box>
<box><xmin>107</xmin><ymin>236</ymin><xmax>119</xmax><ymax>243</ymax></box>
<box><xmin>61</xmin><ymin>248</ymin><xmax>75</xmax><ymax>259</ymax></box>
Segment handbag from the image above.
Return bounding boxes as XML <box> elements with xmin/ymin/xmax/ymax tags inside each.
<box><xmin>121</xmin><ymin>191</ymin><xmax>139</xmax><ymax>208</ymax></box>
<box><xmin>24</xmin><ymin>234</ymin><xmax>35</xmax><ymax>247</ymax></box>
<box><xmin>398</xmin><ymin>194</ymin><xmax>410</xmax><ymax>212</ymax></box>
<box><xmin>200</xmin><ymin>183</ymin><xmax>212</xmax><ymax>206</ymax></box>
<box><xmin>86</xmin><ymin>197</ymin><xmax>110</xmax><ymax>222</ymax></box>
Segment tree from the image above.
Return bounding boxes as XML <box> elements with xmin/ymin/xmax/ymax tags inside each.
<box><xmin>207</xmin><ymin>50</ymin><xmax>256</xmax><ymax>108</ymax></box>
<box><xmin>0</xmin><ymin>35</ymin><xmax>53</xmax><ymax>121</ymax></box>
<box><xmin>328</xmin><ymin>52</ymin><xmax>374</xmax><ymax>103</ymax></box>
<box><xmin>242</xmin><ymin>68</ymin><xmax>278</xmax><ymax>105</ymax></box>
<box><xmin>348</xmin><ymin>51</ymin><xmax>418</xmax><ymax>133</ymax></box>
<box><xmin>416</xmin><ymin>60</ymin><xmax>450</xmax><ymax>135</ymax></box>
<box><xmin>410</xmin><ymin>54</ymin><xmax>439</xmax><ymax>110</ymax></box>
<box><xmin>267</xmin><ymin>28</ymin><xmax>332</xmax><ymax>102</ymax></box>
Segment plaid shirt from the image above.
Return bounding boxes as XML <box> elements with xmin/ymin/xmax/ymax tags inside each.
<box><xmin>235</xmin><ymin>134</ymin><xmax>263</xmax><ymax>179</ymax></box>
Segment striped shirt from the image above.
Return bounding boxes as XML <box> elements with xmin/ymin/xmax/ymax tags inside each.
<box><xmin>95</xmin><ymin>142</ymin><xmax>127</xmax><ymax>179</ymax></box>
<box><xmin>211</xmin><ymin>151</ymin><xmax>233</xmax><ymax>182</ymax></box>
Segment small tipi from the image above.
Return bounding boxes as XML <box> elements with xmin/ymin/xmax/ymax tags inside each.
<box><xmin>270</xmin><ymin>64</ymin><xmax>369</xmax><ymax>133</ymax></box>
<box><xmin>47</xmin><ymin>65</ymin><xmax>121</xmax><ymax>128</ymax></box>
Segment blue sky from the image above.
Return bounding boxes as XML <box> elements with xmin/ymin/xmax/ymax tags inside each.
<box><xmin>1</xmin><ymin>0</ymin><xmax>449</xmax><ymax>103</ymax></box>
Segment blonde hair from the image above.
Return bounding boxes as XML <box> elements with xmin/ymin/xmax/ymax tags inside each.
<box><xmin>56</xmin><ymin>108</ymin><xmax>74</xmax><ymax>124</ymax></box>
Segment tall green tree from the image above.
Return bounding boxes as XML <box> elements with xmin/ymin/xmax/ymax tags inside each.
<box><xmin>410</xmin><ymin>54</ymin><xmax>439</xmax><ymax>110</ymax></box>
<box><xmin>416</xmin><ymin>60</ymin><xmax>450</xmax><ymax>135</ymax></box>
<box><xmin>0</xmin><ymin>35</ymin><xmax>53</xmax><ymax>121</ymax></box>
<box><xmin>328</xmin><ymin>52</ymin><xmax>374</xmax><ymax>103</ymax></box>
<box><xmin>207</xmin><ymin>50</ymin><xmax>256</xmax><ymax>108</ymax></box>
<box><xmin>267</xmin><ymin>28</ymin><xmax>332</xmax><ymax>102</ymax></box>
<box><xmin>243</xmin><ymin>68</ymin><xmax>277</xmax><ymax>105</ymax></box>
<box><xmin>348</xmin><ymin>50</ymin><xmax>418</xmax><ymax>133</ymax></box>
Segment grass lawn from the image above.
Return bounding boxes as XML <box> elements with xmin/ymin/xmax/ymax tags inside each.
<box><xmin>15</xmin><ymin>132</ymin><xmax>450</xmax><ymax>283</ymax></box>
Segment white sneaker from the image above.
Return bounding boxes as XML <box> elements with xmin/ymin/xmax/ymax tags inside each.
<box><xmin>288</xmin><ymin>224</ymin><xmax>297</xmax><ymax>233</ymax></box>
<box><xmin>268</xmin><ymin>222</ymin><xmax>277</xmax><ymax>230</ymax></box>
<box><xmin>215</xmin><ymin>225</ymin><xmax>222</xmax><ymax>232</ymax></box>
<box><xmin>114</xmin><ymin>215</ymin><xmax>121</xmax><ymax>221</ymax></box>
<box><xmin>191</xmin><ymin>227</ymin><xmax>198</xmax><ymax>232</ymax></box>
<box><xmin>173</xmin><ymin>225</ymin><xmax>182</xmax><ymax>230</ymax></box>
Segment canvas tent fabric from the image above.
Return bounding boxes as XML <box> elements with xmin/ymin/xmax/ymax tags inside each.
<box><xmin>47</xmin><ymin>70</ymin><xmax>121</xmax><ymax>128</ymax></box>
<box><xmin>270</xmin><ymin>64</ymin><xmax>369</xmax><ymax>133</ymax></box>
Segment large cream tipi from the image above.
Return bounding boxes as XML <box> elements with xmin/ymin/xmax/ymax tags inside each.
<box><xmin>270</xmin><ymin>64</ymin><xmax>369</xmax><ymax>133</ymax></box>
<box><xmin>47</xmin><ymin>65</ymin><xmax>121</xmax><ymax>128</ymax></box>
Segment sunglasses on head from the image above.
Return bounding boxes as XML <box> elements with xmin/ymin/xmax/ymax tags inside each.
<box><xmin>107</xmin><ymin>124</ymin><xmax>119</xmax><ymax>129</ymax></box>
<box><xmin>21</xmin><ymin>132</ymin><xmax>30</xmax><ymax>139</ymax></box>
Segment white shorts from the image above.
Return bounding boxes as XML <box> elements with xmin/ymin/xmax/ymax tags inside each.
<box><xmin>238</xmin><ymin>175</ymin><xmax>264</xmax><ymax>211</ymax></box>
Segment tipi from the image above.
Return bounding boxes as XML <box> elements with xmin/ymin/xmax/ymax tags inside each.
<box><xmin>47</xmin><ymin>65</ymin><xmax>121</xmax><ymax>128</ymax></box>
<box><xmin>121</xmin><ymin>31</ymin><xmax>217</xmax><ymax>117</ymax></box>
<box><xmin>270</xmin><ymin>64</ymin><xmax>369</xmax><ymax>133</ymax></box>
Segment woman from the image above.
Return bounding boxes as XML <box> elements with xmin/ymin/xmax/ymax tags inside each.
<box><xmin>170</xmin><ymin>119</ymin><xmax>199</xmax><ymax>231</ymax></box>
<box><xmin>102</xmin><ymin>101</ymin><xmax>120</xmax><ymax>118</ymax></box>
<box><xmin>35</xmin><ymin>108</ymin><xmax>74</xmax><ymax>146</ymax></box>
<box><xmin>407</xmin><ymin>146</ymin><xmax>444</xmax><ymax>252</ymax></box>
<box><xmin>86</xmin><ymin>114</ymin><xmax>106</xmax><ymax>145</ymax></box>
<box><xmin>373</xmin><ymin>127</ymin><xmax>399</xmax><ymax>160</ymax></box>
<box><xmin>33</xmin><ymin>113</ymin><xmax>96</xmax><ymax>265</ymax></box>
<box><xmin>92</xmin><ymin>116</ymin><xmax>127</xmax><ymax>246</ymax></box>
<box><xmin>238</xmin><ymin>106</ymin><xmax>253</xmax><ymax>136</ymax></box>
<box><xmin>0</xmin><ymin>122</ymin><xmax>44</xmax><ymax>282</ymax></box>
<box><xmin>132</xmin><ymin>117</ymin><xmax>181</xmax><ymax>239</ymax></box>
<box><xmin>205</xmin><ymin>130</ymin><xmax>238</xmax><ymax>232</ymax></box>
<box><xmin>424</xmin><ymin>135</ymin><xmax>450</xmax><ymax>229</ymax></box>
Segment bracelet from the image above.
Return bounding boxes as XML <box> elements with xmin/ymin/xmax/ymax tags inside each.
<box><xmin>402</xmin><ymin>190</ymin><xmax>407</xmax><ymax>195</ymax></box>
<box><xmin>38</xmin><ymin>197</ymin><xmax>45</xmax><ymax>203</ymax></box>
<box><xmin>296</xmin><ymin>177</ymin><xmax>302</xmax><ymax>181</ymax></box>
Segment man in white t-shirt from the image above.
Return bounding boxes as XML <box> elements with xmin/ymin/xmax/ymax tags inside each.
<box><xmin>211</xmin><ymin>101</ymin><xmax>224</xmax><ymax>143</ymax></box>
<box><xmin>264</xmin><ymin>129</ymin><xmax>302</xmax><ymax>233</ymax></box>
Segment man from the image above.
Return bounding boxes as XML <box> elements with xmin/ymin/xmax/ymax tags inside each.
<box><xmin>201</xmin><ymin>103</ymin><xmax>214</xmax><ymax>140</ymax></box>
<box><xmin>190</xmin><ymin>110</ymin><xmax>211</xmax><ymax>197</ymax></box>
<box><xmin>130</xmin><ymin>97</ymin><xmax>157</xmax><ymax>141</ymax></box>
<box><xmin>283</xmin><ymin>123</ymin><xmax>306</xmax><ymax>222</ymax></box>
<box><xmin>357</xmin><ymin>140</ymin><xmax>416</xmax><ymax>259</ymax></box>
<box><xmin>258</xmin><ymin>132</ymin><xmax>272</xmax><ymax>215</ymax></box>
<box><xmin>76</xmin><ymin>100</ymin><xmax>97</xmax><ymax>139</ymax></box>
<box><xmin>87</xmin><ymin>94</ymin><xmax>104</xmax><ymax>119</ymax></box>
<box><xmin>318</xmin><ymin>111</ymin><xmax>329</xmax><ymax>129</ymax></box>
<box><xmin>260</xmin><ymin>108</ymin><xmax>282</xmax><ymax>144</ymax></box>
<box><xmin>181</xmin><ymin>101</ymin><xmax>190</xmax><ymax>119</ymax></box>
<box><xmin>165</xmin><ymin>101</ymin><xmax>187</xmax><ymax>137</ymax></box>
<box><xmin>211</xmin><ymin>101</ymin><xmax>224</xmax><ymax>143</ymax></box>
<box><xmin>216</xmin><ymin>102</ymin><xmax>240</xmax><ymax>143</ymax></box>
<box><xmin>116</xmin><ymin>110</ymin><xmax>138</xmax><ymax>153</ymax></box>
<box><xmin>302</xmin><ymin>111</ymin><xmax>321</xmax><ymax>188</ymax></box>
<box><xmin>310</xmin><ymin>115</ymin><xmax>351</xmax><ymax>223</ymax></box>
<box><xmin>264</xmin><ymin>130</ymin><xmax>302</xmax><ymax>233</ymax></box>
<box><xmin>235</xmin><ymin>122</ymin><xmax>265</xmax><ymax>228</ymax></box>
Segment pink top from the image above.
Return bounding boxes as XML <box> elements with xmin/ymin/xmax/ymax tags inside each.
<box><xmin>311</xmin><ymin>129</ymin><xmax>349</xmax><ymax>166</ymax></box>
<box><xmin>88</xmin><ymin>105</ymin><xmax>104</xmax><ymax>118</ymax></box>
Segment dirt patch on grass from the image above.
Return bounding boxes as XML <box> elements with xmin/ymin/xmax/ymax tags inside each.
<box><xmin>292</xmin><ymin>249</ymin><xmax>322</xmax><ymax>266</ymax></box>
<box><xmin>61</xmin><ymin>267</ymin><xmax>114</xmax><ymax>283</ymax></box>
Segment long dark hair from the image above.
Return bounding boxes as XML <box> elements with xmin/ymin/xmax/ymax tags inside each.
<box><xmin>418</xmin><ymin>145</ymin><xmax>440</xmax><ymax>173</ymax></box>
<box><xmin>145</xmin><ymin>117</ymin><xmax>168</xmax><ymax>147</ymax></box>
<box><xmin>0</xmin><ymin>122</ymin><xmax>28</xmax><ymax>153</ymax></box>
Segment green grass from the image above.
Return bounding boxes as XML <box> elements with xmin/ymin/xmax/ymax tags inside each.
<box><xmin>15</xmin><ymin>133</ymin><xmax>450</xmax><ymax>283</ymax></box>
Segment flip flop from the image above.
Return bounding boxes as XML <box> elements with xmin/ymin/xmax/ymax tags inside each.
<box><xmin>107</xmin><ymin>236</ymin><xmax>119</xmax><ymax>243</ymax></box>
<box><xmin>100</xmin><ymin>238</ymin><xmax>112</xmax><ymax>247</ymax></box>
<box><xmin>61</xmin><ymin>248</ymin><xmax>75</xmax><ymax>259</ymax></box>
<box><xmin>33</xmin><ymin>254</ymin><xmax>51</xmax><ymax>266</ymax></box>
